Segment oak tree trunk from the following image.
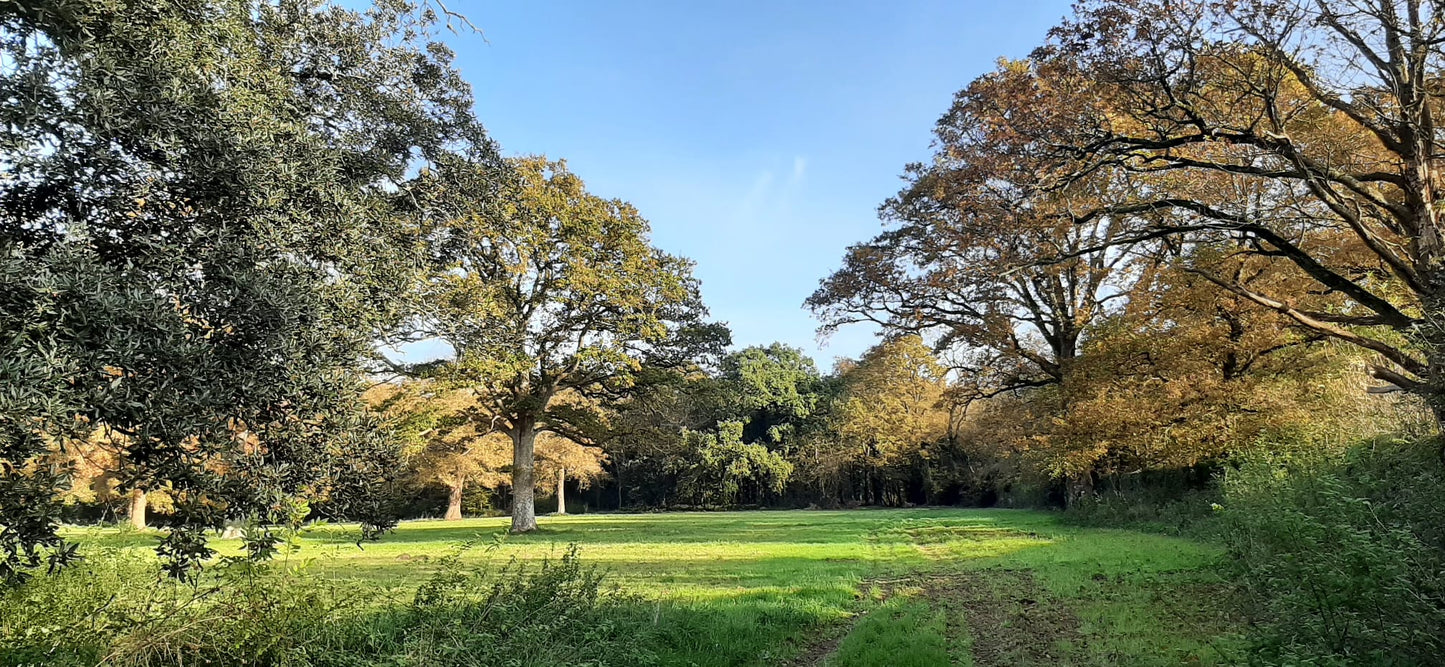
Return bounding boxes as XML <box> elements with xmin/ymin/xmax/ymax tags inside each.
<box><xmin>616</xmin><ymin>454</ymin><xmax>625</xmax><ymax>509</ymax></box>
<box><xmin>128</xmin><ymin>488</ymin><xmax>146</xmax><ymax>530</ymax></box>
<box><xmin>556</xmin><ymin>467</ymin><xmax>567</xmax><ymax>515</ymax></box>
<box><xmin>445</xmin><ymin>480</ymin><xmax>464</xmax><ymax>521</ymax></box>
<box><xmin>510</xmin><ymin>421</ymin><xmax>538</xmax><ymax>533</ymax></box>
<box><xmin>1065</xmin><ymin>470</ymin><xmax>1095</xmax><ymax>508</ymax></box>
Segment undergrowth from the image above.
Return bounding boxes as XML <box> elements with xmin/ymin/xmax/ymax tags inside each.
<box><xmin>0</xmin><ymin>539</ymin><xmax>657</xmax><ymax>667</ymax></box>
<box><xmin>1217</xmin><ymin>437</ymin><xmax>1445</xmax><ymax>666</ymax></box>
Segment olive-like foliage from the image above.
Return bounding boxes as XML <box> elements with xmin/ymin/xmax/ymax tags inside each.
<box><xmin>0</xmin><ymin>0</ymin><xmax>503</xmax><ymax>581</ymax></box>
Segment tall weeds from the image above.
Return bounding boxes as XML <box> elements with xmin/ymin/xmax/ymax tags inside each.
<box><xmin>1</xmin><ymin>539</ymin><xmax>656</xmax><ymax>667</ymax></box>
<box><xmin>1219</xmin><ymin>437</ymin><xmax>1445</xmax><ymax>665</ymax></box>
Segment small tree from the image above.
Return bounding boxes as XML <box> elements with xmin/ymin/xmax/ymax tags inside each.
<box><xmin>671</xmin><ymin>422</ymin><xmax>794</xmax><ymax>507</ymax></box>
<box><xmin>535</xmin><ymin>432</ymin><xmax>607</xmax><ymax>515</ymax></box>
<box><xmin>366</xmin><ymin>382</ymin><xmax>509</xmax><ymax>521</ymax></box>
<box><xmin>832</xmin><ymin>336</ymin><xmax>951</xmax><ymax>505</ymax></box>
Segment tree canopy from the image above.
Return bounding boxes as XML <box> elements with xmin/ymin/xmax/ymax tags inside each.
<box><xmin>1030</xmin><ymin>0</ymin><xmax>1445</xmax><ymax>415</ymax></box>
<box><xmin>413</xmin><ymin>156</ymin><xmax>725</xmax><ymax>532</ymax></box>
<box><xmin>0</xmin><ymin>0</ymin><xmax>502</xmax><ymax>580</ymax></box>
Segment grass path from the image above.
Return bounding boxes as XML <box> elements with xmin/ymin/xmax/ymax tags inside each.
<box><xmin>72</xmin><ymin>508</ymin><xmax>1239</xmax><ymax>666</ymax></box>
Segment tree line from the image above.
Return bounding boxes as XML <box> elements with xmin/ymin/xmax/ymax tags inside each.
<box><xmin>810</xmin><ymin>0</ymin><xmax>1442</xmax><ymax>501</ymax></box>
<box><xmin>394</xmin><ymin>0</ymin><xmax>1434</xmax><ymax>518</ymax></box>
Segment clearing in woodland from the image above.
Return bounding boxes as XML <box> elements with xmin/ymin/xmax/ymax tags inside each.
<box><xmin>73</xmin><ymin>508</ymin><xmax>1240</xmax><ymax>666</ymax></box>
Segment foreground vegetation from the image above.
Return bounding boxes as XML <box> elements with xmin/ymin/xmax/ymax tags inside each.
<box><xmin>5</xmin><ymin>509</ymin><xmax>1236</xmax><ymax>666</ymax></box>
<box><xmin>15</xmin><ymin>432</ymin><xmax>1445</xmax><ymax>667</ymax></box>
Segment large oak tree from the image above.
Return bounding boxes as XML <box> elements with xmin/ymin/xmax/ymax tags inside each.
<box><xmin>808</xmin><ymin>58</ymin><xmax>1141</xmax><ymax>406</ymax></box>
<box><xmin>1034</xmin><ymin>0</ymin><xmax>1445</xmax><ymax>421</ymax></box>
<box><xmin>415</xmin><ymin>157</ymin><xmax>722</xmax><ymax>532</ymax></box>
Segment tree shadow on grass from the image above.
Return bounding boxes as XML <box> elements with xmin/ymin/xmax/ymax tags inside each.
<box><xmin>298</xmin><ymin>507</ymin><xmax>1054</xmax><ymax>547</ymax></box>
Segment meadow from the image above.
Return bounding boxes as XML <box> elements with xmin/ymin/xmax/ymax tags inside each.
<box><xmin>62</xmin><ymin>508</ymin><xmax>1241</xmax><ymax>666</ymax></box>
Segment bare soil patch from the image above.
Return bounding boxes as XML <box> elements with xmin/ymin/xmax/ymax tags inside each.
<box><xmin>918</xmin><ymin>569</ymin><xmax>1084</xmax><ymax>666</ymax></box>
<box><xmin>785</xmin><ymin>612</ymin><xmax>862</xmax><ymax>667</ymax></box>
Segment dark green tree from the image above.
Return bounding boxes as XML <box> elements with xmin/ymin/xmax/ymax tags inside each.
<box><xmin>600</xmin><ymin>369</ymin><xmax>733</xmax><ymax>508</ymax></box>
<box><xmin>720</xmin><ymin>344</ymin><xmax>824</xmax><ymax>446</ymax></box>
<box><xmin>0</xmin><ymin>0</ymin><xmax>501</xmax><ymax>581</ymax></box>
<box><xmin>671</xmin><ymin>421</ymin><xmax>793</xmax><ymax>507</ymax></box>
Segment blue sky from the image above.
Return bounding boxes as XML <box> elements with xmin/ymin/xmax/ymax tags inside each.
<box><xmin>440</xmin><ymin>0</ymin><xmax>1071</xmax><ymax>368</ymax></box>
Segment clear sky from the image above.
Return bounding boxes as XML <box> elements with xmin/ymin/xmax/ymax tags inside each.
<box><xmin>439</xmin><ymin>0</ymin><xmax>1072</xmax><ymax>368</ymax></box>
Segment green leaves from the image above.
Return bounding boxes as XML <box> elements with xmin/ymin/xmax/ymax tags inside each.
<box><xmin>0</xmin><ymin>0</ymin><xmax>500</xmax><ymax>580</ymax></box>
<box><xmin>417</xmin><ymin>157</ymin><xmax>715</xmax><ymax>438</ymax></box>
<box><xmin>672</xmin><ymin>421</ymin><xmax>794</xmax><ymax>506</ymax></box>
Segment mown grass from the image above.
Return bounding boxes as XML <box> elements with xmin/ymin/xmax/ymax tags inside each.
<box><xmin>60</xmin><ymin>508</ymin><xmax>1239</xmax><ymax>666</ymax></box>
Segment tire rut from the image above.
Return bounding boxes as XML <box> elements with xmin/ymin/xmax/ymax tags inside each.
<box><xmin>919</xmin><ymin>569</ymin><xmax>1084</xmax><ymax>666</ymax></box>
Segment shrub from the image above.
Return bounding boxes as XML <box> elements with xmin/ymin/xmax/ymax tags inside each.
<box><xmin>332</xmin><ymin>541</ymin><xmax>657</xmax><ymax>667</ymax></box>
<box><xmin>0</xmin><ymin>546</ymin><xmax>370</xmax><ymax>666</ymax></box>
<box><xmin>0</xmin><ymin>540</ymin><xmax>653</xmax><ymax>667</ymax></box>
<box><xmin>0</xmin><ymin>547</ymin><xmax>150</xmax><ymax>665</ymax></box>
<box><xmin>1063</xmin><ymin>488</ymin><xmax>1220</xmax><ymax>535</ymax></box>
<box><xmin>1062</xmin><ymin>465</ymin><xmax>1223</xmax><ymax>535</ymax></box>
<box><xmin>1218</xmin><ymin>437</ymin><xmax>1445</xmax><ymax>665</ymax></box>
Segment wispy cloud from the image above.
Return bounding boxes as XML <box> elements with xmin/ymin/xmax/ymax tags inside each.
<box><xmin>735</xmin><ymin>155</ymin><xmax>807</xmax><ymax>223</ymax></box>
<box><xmin>738</xmin><ymin>169</ymin><xmax>775</xmax><ymax>218</ymax></box>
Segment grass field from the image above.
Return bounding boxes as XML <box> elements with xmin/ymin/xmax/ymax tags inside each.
<box><xmin>70</xmin><ymin>508</ymin><xmax>1240</xmax><ymax>666</ymax></box>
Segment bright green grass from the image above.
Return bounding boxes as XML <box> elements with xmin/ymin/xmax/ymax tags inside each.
<box><xmin>830</xmin><ymin>598</ymin><xmax>953</xmax><ymax>667</ymax></box>
<box><xmin>67</xmin><ymin>508</ymin><xmax>1239</xmax><ymax>666</ymax></box>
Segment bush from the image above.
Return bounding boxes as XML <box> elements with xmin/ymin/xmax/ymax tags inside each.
<box><xmin>1062</xmin><ymin>465</ymin><xmax>1223</xmax><ymax>535</ymax></box>
<box><xmin>1</xmin><ymin>540</ymin><xmax>655</xmax><ymax>667</ymax></box>
<box><xmin>0</xmin><ymin>547</ymin><xmax>151</xmax><ymax>666</ymax></box>
<box><xmin>1218</xmin><ymin>437</ymin><xmax>1445</xmax><ymax>665</ymax></box>
<box><xmin>1063</xmin><ymin>487</ymin><xmax>1220</xmax><ymax>535</ymax></box>
<box><xmin>1</xmin><ymin>546</ymin><xmax>373</xmax><ymax>666</ymax></box>
<box><xmin>329</xmin><ymin>541</ymin><xmax>657</xmax><ymax>667</ymax></box>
